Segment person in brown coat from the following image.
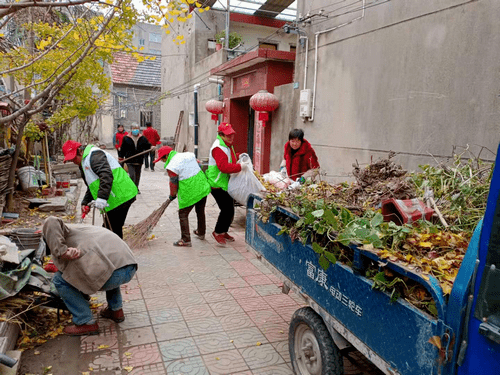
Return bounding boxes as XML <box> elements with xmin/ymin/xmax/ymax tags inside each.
<box><xmin>43</xmin><ymin>217</ymin><xmax>137</xmax><ymax>336</ymax></box>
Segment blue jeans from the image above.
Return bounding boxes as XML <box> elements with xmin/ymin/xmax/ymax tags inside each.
<box><xmin>52</xmin><ymin>264</ymin><xmax>137</xmax><ymax>325</ymax></box>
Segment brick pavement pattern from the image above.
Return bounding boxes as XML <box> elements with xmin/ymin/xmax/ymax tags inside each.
<box><xmin>79</xmin><ymin>156</ymin><xmax>382</xmax><ymax>375</ymax></box>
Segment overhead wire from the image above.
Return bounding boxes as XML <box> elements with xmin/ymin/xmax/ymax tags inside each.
<box><xmin>305</xmin><ymin>0</ymin><xmax>391</xmax><ymax>27</ymax></box>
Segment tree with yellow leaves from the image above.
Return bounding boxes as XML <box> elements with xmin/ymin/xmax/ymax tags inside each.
<box><xmin>0</xmin><ymin>0</ymin><xmax>209</xmax><ymax>209</ymax></box>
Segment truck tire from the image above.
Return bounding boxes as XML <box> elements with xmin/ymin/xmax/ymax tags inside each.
<box><xmin>289</xmin><ymin>307</ymin><xmax>343</xmax><ymax>375</ymax></box>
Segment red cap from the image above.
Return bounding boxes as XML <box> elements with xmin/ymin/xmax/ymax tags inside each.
<box><xmin>217</xmin><ymin>123</ymin><xmax>236</xmax><ymax>135</ymax></box>
<box><xmin>62</xmin><ymin>140</ymin><xmax>82</xmax><ymax>162</ymax></box>
<box><xmin>154</xmin><ymin>146</ymin><xmax>173</xmax><ymax>164</ymax></box>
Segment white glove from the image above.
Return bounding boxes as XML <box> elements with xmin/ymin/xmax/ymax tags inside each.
<box><xmin>239</xmin><ymin>153</ymin><xmax>250</xmax><ymax>163</ymax></box>
<box><xmin>240</xmin><ymin>162</ymin><xmax>249</xmax><ymax>171</ymax></box>
<box><xmin>93</xmin><ymin>198</ymin><xmax>109</xmax><ymax>210</ymax></box>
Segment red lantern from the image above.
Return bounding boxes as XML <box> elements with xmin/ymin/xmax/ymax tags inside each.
<box><xmin>250</xmin><ymin>90</ymin><xmax>279</xmax><ymax>125</ymax></box>
<box><xmin>206</xmin><ymin>99</ymin><xmax>224</xmax><ymax>123</ymax></box>
<box><xmin>250</xmin><ymin>90</ymin><xmax>279</xmax><ymax>112</ymax></box>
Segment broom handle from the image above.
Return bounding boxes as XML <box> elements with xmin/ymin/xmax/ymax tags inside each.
<box><xmin>120</xmin><ymin>147</ymin><xmax>156</xmax><ymax>164</ymax></box>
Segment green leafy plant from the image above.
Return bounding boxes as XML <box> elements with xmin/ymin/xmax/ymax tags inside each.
<box><xmin>215</xmin><ymin>31</ymin><xmax>242</xmax><ymax>49</ymax></box>
<box><xmin>312</xmin><ymin>242</ymin><xmax>337</xmax><ymax>271</ymax></box>
<box><xmin>371</xmin><ymin>271</ymin><xmax>406</xmax><ymax>303</ymax></box>
<box><xmin>410</xmin><ymin>153</ymin><xmax>492</xmax><ymax>232</ymax></box>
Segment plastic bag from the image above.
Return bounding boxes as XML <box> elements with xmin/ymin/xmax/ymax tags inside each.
<box><xmin>228</xmin><ymin>154</ymin><xmax>266</xmax><ymax>205</ymax></box>
<box><xmin>262</xmin><ymin>171</ymin><xmax>294</xmax><ymax>190</ymax></box>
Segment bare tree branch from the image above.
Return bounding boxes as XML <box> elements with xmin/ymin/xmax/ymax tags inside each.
<box><xmin>0</xmin><ymin>1</ymin><xmax>120</xmax><ymax>123</ymax></box>
<box><xmin>0</xmin><ymin>0</ymin><xmax>97</xmax><ymax>18</ymax></box>
<box><xmin>0</xmin><ymin>9</ymin><xmax>88</xmax><ymax>75</ymax></box>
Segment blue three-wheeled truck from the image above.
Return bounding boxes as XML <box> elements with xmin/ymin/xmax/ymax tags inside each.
<box><xmin>245</xmin><ymin>145</ymin><xmax>500</xmax><ymax>375</ymax></box>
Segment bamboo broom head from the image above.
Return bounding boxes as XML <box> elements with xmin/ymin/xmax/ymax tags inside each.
<box><xmin>124</xmin><ymin>199</ymin><xmax>171</xmax><ymax>249</ymax></box>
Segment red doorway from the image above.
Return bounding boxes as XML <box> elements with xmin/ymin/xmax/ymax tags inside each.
<box><xmin>210</xmin><ymin>48</ymin><xmax>295</xmax><ymax>174</ymax></box>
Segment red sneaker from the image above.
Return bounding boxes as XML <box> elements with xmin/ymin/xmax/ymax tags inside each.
<box><xmin>100</xmin><ymin>307</ymin><xmax>125</xmax><ymax>323</ymax></box>
<box><xmin>212</xmin><ymin>232</ymin><xmax>227</xmax><ymax>247</ymax></box>
<box><xmin>44</xmin><ymin>260</ymin><xmax>58</xmax><ymax>273</ymax></box>
<box><xmin>223</xmin><ymin>233</ymin><xmax>235</xmax><ymax>242</ymax></box>
<box><xmin>64</xmin><ymin>322</ymin><xmax>99</xmax><ymax>336</ymax></box>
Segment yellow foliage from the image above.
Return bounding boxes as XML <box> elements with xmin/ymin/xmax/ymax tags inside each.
<box><xmin>428</xmin><ymin>336</ymin><xmax>442</xmax><ymax>349</ymax></box>
<box><xmin>418</xmin><ymin>242</ymin><xmax>433</xmax><ymax>248</ymax></box>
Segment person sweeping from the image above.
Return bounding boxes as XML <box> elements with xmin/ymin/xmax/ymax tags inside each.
<box><xmin>154</xmin><ymin>146</ymin><xmax>211</xmax><ymax>247</ymax></box>
<box><xmin>62</xmin><ymin>140</ymin><xmax>137</xmax><ymax>239</ymax></box>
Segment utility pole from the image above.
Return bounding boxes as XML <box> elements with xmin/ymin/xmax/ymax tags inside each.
<box><xmin>193</xmin><ymin>84</ymin><xmax>200</xmax><ymax>158</ymax></box>
<box><xmin>225</xmin><ymin>0</ymin><xmax>230</xmax><ymax>50</ymax></box>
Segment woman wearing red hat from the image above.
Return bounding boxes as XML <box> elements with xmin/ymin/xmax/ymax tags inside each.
<box><xmin>62</xmin><ymin>140</ymin><xmax>137</xmax><ymax>239</ymax></box>
<box><xmin>206</xmin><ymin>123</ymin><xmax>248</xmax><ymax>246</ymax></box>
<box><xmin>154</xmin><ymin>146</ymin><xmax>211</xmax><ymax>247</ymax></box>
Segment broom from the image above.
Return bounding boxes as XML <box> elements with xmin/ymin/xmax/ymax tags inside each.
<box><xmin>124</xmin><ymin>198</ymin><xmax>172</xmax><ymax>248</ymax></box>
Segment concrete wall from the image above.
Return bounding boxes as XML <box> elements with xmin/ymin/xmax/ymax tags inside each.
<box><xmin>112</xmin><ymin>83</ymin><xmax>161</xmax><ymax>134</ymax></box>
<box><xmin>99</xmin><ymin>97</ymin><xmax>115</xmax><ymax>147</ymax></box>
<box><xmin>160</xmin><ymin>14</ymin><xmax>225</xmax><ymax>154</ymax></box>
<box><xmin>270</xmin><ymin>82</ymin><xmax>300</xmax><ymax>171</ymax></box>
<box><xmin>292</xmin><ymin>0</ymin><xmax>500</xmax><ymax>183</ymax></box>
<box><xmin>231</xmin><ymin>22</ymin><xmax>297</xmax><ymax>52</ymax></box>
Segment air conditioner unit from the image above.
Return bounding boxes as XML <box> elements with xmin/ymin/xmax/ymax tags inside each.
<box><xmin>299</xmin><ymin>89</ymin><xmax>312</xmax><ymax>118</ymax></box>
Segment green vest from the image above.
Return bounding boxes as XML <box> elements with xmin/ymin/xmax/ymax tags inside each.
<box><xmin>165</xmin><ymin>151</ymin><xmax>211</xmax><ymax>209</ymax></box>
<box><xmin>206</xmin><ymin>136</ymin><xmax>235</xmax><ymax>191</ymax></box>
<box><xmin>82</xmin><ymin>145</ymin><xmax>137</xmax><ymax>212</ymax></box>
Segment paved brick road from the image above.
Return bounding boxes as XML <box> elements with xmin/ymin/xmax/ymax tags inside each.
<box><xmin>75</xmin><ymin>155</ymin><xmax>383</xmax><ymax>374</ymax></box>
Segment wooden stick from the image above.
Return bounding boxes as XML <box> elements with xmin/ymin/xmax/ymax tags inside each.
<box><xmin>430</xmin><ymin>197</ymin><xmax>449</xmax><ymax>228</ymax></box>
<box><xmin>120</xmin><ymin>148</ymin><xmax>155</xmax><ymax>164</ymax></box>
<box><xmin>44</xmin><ymin>133</ymin><xmax>52</xmax><ymax>187</ymax></box>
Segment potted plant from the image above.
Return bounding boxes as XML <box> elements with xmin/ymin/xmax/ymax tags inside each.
<box><xmin>215</xmin><ymin>31</ymin><xmax>243</xmax><ymax>50</ymax></box>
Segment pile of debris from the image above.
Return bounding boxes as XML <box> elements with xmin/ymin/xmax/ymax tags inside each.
<box><xmin>348</xmin><ymin>152</ymin><xmax>415</xmax><ymax>209</ymax></box>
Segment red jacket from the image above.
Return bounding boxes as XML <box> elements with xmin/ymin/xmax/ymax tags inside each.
<box><xmin>142</xmin><ymin>127</ymin><xmax>161</xmax><ymax>146</ymax></box>
<box><xmin>284</xmin><ymin>139</ymin><xmax>320</xmax><ymax>179</ymax></box>
<box><xmin>114</xmin><ymin>131</ymin><xmax>128</xmax><ymax>150</ymax></box>
<box><xmin>212</xmin><ymin>147</ymin><xmax>241</xmax><ymax>174</ymax></box>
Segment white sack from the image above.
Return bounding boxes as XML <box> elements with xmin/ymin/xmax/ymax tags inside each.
<box><xmin>228</xmin><ymin>154</ymin><xmax>266</xmax><ymax>205</ymax></box>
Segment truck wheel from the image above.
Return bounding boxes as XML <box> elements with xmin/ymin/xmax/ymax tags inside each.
<box><xmin>289</xmin><ymin>307</ymin><xmax>343</xmax><ymax>375</ymax></box>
